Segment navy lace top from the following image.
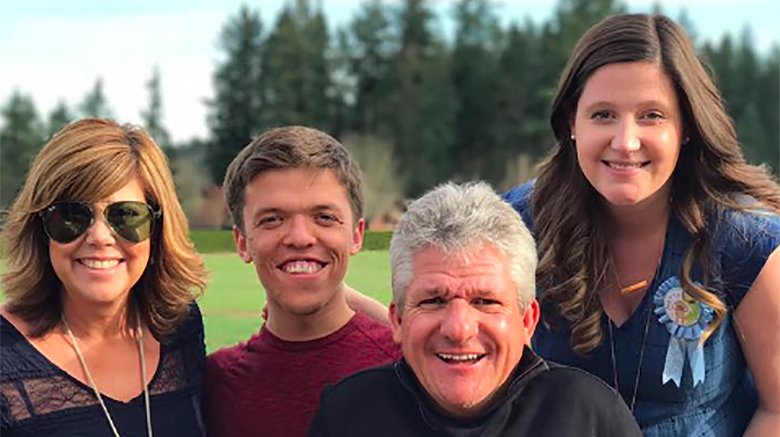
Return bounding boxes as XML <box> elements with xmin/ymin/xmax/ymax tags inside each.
<box><xmin>1</xmin><ymin>304</ymin><xmax>206</xmax><ymax>437</ymax></box>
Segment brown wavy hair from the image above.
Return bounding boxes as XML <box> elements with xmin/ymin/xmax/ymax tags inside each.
<box><xmin>533</xmin><ymin>14</ymin><xmax>780</xmax><ymax>355</ymax></box>
<box><xmin>1</xmin><ymin>118</ymin><xmax>207</xmax><ymax>339</ymax></box>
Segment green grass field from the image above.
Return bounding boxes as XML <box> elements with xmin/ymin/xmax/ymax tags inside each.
<box><xmin>0</xmin><ymin>251</ymin><xmax>392</xmax><ymax>352</ymax></box>
<box><xmin>200</xmin><ymin>250</ymin><xmax>392</xmax><ymax>351</ymax></box>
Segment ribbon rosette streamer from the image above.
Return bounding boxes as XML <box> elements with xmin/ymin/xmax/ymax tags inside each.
<box><xmin>653</xmin><ymin>276</ymin><xmax>714</xmax><ymax>387</ymax></box>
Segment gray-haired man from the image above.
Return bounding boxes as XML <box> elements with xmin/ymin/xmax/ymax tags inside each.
<box><xmin>308</xmin><ymin>182</ymin><xmax>641</xmax><ymax>436</ymax></box>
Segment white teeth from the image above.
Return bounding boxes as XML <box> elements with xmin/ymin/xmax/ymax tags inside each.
<box><xmin>282</xmin><ymin>260</ymin><xmax>322</xmax><ymax>274</ymax></box>
<box><xmin>437</xmin><ymin>353</ymin><xmax>482</xmax><ymax>362</ymax></box>
<box><xmin>81</xmin><ymin>259</ymin><xmax>119</xmax><ymax>269</ymax></box>
<box><xmin>608</xmin><ymin>162</ymin><xmax>642</xmax><ymax>169</ymax></box>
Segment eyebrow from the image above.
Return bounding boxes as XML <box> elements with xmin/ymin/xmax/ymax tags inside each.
<box><xmin>582</xmin><ymin>99</ymin><xmax>674</xmax><ymax>112</ymax></box>
<box><xmin>310</xmin><ymin>203</ymin><xmax>344</xmax><ymax>213</ymax></box>
<box><xmin>251</xmin><ymin>203</ymin><xmax>345</xmax><ymax>216</ymax></box>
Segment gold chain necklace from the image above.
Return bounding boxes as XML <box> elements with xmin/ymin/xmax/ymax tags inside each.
<box><xmin>62</xmin><ymin>314</ymin><xmax>153</xmax><ymax>437</ymax></box>
<box><xmin>607</xmin><ymin>303</ymin><xmax>653</xmax><ymax>412</ymax></box>
<box><xmin>607</xmin><ymin>250</ymin><xmax>663</xmax><ymax>412</ymax></box>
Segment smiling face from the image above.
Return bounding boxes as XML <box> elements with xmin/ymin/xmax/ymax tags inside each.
<box><xmin>235</xmin><ymin>167</ymin><xmax>364</xmax><ymax>320</ymax></box>
<box><xmin>390</xmin><ymin>244</ymin><xmax>539</xmax><ymax>419</ymax></box>
<box><xmin>49</xmin><ymin>176</ymin><xmax>151</xmax><ymax>308</ymax></box>
<box><xmin>572</xmin><ymin>61</ymin><xmax>684</xmax><ymax>209</ymax></box>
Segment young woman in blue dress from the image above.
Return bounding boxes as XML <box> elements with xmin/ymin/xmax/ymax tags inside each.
<box><xmin>1</xmin><ymin>118</ymin><xmax>208</xmax><ymax>436</ymax></box>
<box><xmin>504</xmin><ymin>13</ymin><xmax>780</xmax><ymax>436</ymax></box>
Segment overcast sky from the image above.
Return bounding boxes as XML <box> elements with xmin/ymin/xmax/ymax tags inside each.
<box><xmin>2</xmin><ymin>0</ymin><xmax>777</xmax><ymax>143</ymax></box>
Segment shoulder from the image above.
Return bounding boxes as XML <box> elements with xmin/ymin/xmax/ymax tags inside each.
<box><xmin>710</xmin><ymin>205</ymin><xmax>780</xmax><ymax>301</ymax></box>
<box><xmin>164</xmin><ymin>302</ymin><xmax>204</xmax><ymax>345</ymax></box>
<box><xmin>309</xmin><ymin>364</ymin><xmax>406</xmax><ymax>436</ymax></box>
<box><xmin>180</xmin><ymin>302</ymin><xmax>205</xmax><ymax>335</ymax></box>
<box><xmin>0</xmin><ymin>313</ymin><xmax>26</xmax><ymax>367</ymax></box>
<box><xmin>159</xmin><ymin>302</ymin><xmax>207</xmax><ymax>385</ymax></box>
<box><xmin>1</xmin><ymin>314</ymin><xmax>49</xmax><ymax>428</ymax></box>
<box><xmin>517</xmin><ymin>362</ymin><xmax>640</xmax><ymax>434</ymax></box>
<box><xmin>319</xmin><ymin>363</ymin><xmax>399</xmax><ymax>407</ymax></box>
<box><xmin>536</xmin><ymin>363</ymin><xmax>619</xmax><ymax>396</ymax></box>
<box><xmin>714</xmin><ymin>205</ymin><xmax>780</xmax><ymax>245</ymax></box>
<box><xmin>206</xmin><ymin>339</ymin><xmax>248</xmax><ymax>374</ymax></box>
<box><xmin>0</xmin><ymin>311</ymin><xmax>35</xmax><ymax>368</ymax></box>
<box><xmin>522</xmin><ymin>361</ymin><xmax>628</xmax><ymax>412</ymax></box>
<box><xmin>0</xmin><ymin>308</ymin><xmax>30</xmax><ymax>340</ymax></box>
<box><xmin>162</xmin><ymin>302</ymin><xmax>206</xmax><ymax>369</ymax></box>
<box><xmin>501</xmin><ymin>180</ymin><xmax>535</xmax><ymax>230</ymax></box>
<box><xmin>347</xmin><ymin>313</ymin><xmax>401</xmax><ymax>360</ymax></box>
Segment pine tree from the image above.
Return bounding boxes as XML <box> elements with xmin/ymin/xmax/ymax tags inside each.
<box><xmin>79</xmin><ymin>78</ymin><xmax>114</xmax><ymax>119</ymax></box>
<box><xmin>206</xmin><ymin>4</ymin><xmax>265</xmax><ymax>184</ymax></box>
<box><xmin>450</xmin><ymin>0</ymin><xmax>502</xmax><ymax>180</ymax></box>
<box><xmin>341</xmin><ymin>0</ymin><xmax>395</xmax><ymax>135</ymax></box>
<box><xmin>755</xmin><ymin>47</ymin><xmax>779</xmax><ymax>173</ymax></box>
<box><xmin>493</xmin><ymin>21</ymin><xmax>551</xmax><ymax>185</ymax></box>
<box><xmin>262</xmin><ymin>0</ymin><xmax>335</xmax><ymax>131</ymax></box>
<box><xmin>0</xmin><ymin>91</ymin><xmax>45</xmax><ymax>207</ymax></box>
<box><xmin>46</xmin><ymin>100</ymin><xmax>74</xmax><ymax>138</ymax></box>
<box><xmin>141</xmin><ymin>67</ymin><xmax>172</xmax><ymax>151</ymax></box>
<box><xmin>390</xmin><ymin>0</ymin><xmax>457</xmax><ymax>195</ymax></box>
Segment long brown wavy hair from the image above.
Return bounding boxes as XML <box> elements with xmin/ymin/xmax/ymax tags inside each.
<box><xmin>1</xmin><ymin>118</ymin><xmax>208</xmax><ymax>339</ymax></box>
<box><xmin>533</xmin><ymin>14</ymin><xmax>780</xmax><ymax>355</ymax></box>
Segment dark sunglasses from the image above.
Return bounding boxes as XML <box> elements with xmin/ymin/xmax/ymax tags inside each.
<box><xmin>40</xmin><ymin>201</ymin><xmax>160</xmax><ymax>244</ymax></box>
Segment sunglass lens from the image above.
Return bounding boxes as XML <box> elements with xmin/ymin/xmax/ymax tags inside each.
<box><xmin>43</xmin><ymin>202</ymin><xmax>93</xmax><ymax>243</ymax></box>
<box><xmin>105</xmin><ymin>201</ymin><xmax>154</xmax><ymax>243</ymax></box>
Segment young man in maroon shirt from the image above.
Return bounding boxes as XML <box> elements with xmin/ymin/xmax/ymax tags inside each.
<box><xmin>203</xmin><ymin>126</ymin><xmax>399</xmax><ymax>437</ymax></box>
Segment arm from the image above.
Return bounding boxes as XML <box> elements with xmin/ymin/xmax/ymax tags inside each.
<box><xmin>735</xmin><ymin>246</ymin><xmax>780</xmax><ymax>436</ymax></box>
<box><xmin>344</xmin><ymin>284</ymin><xmax>390</xmax><ymax>325</ymax></box>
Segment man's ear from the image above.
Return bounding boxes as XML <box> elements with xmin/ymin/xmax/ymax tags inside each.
<box><xmin>389</xmin><ymin>302</ymin><xmax>403</xmax><ymax>344</ymax></box>
<box><xmin>350</xmin><ymin>218</ymin><xmax>365</xmax><ymax>255</ymax></box>
<box><xmin>522</xmin><ymin>299</ymin><xmax>541</xmax><ymax>344</ymax></box>
<box><xmin>233</xmin><ymin>226</ymin><xmax>252</xmax><ymax>263</ymax></box>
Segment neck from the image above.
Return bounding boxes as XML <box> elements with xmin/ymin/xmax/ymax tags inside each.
<box><xmin>603</xmin><ymin>183</ymin><xmax>672</xmax><ymax>240</ymax></box>
<box><xmin>265</xmin><ymin>287</ymin><xmax>355</xmax><ymax>342</ymax></box>
<box><xmin>61</xmin><ymin>293</ymin><xmax>135</xmax><ymax>340</ymax></box>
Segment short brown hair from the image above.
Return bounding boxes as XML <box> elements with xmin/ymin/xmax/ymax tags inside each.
<box><xmin>223</xmin><ymin>126</ymin><xmax>364</xmax><ymax>231</ymax></box>
<box><xmin>1</xmin><ymin>118</ymin><xmax>207</xmax><ymax>339</ymax></box>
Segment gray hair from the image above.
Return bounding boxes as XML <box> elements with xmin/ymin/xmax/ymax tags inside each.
<box><xmin>390</xmin><ymin>182</ymin><xmax>537</xmax><ymax>311</ymax></box>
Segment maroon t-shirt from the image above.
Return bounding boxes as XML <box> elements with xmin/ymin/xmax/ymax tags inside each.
<box><xmin>203</xmin><ymin>313</ymin><xmax>400</xmax><ymax>437</ymax></box>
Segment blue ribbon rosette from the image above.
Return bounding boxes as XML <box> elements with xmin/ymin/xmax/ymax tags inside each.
<box><xmin>653</xmin><ymin>276</ymin><xmax>714</xmax><ymax>387</ymax></box>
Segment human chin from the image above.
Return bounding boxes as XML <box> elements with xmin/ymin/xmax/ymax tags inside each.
<box><xmin>435</xmin><ymin>378</ymin><xmax>495</xmax><ymax>417</ymax></box>
<box><xmin>415</xmin><ymin>353</ymin><xmax>498</xmax><ymax>418</ymax></box>
<box><xmin>60</xmin><ymin>270</ymin><xmax>137</xmax><ymax>305</ymax></box>
<box><xmin>266</xmin><ymin>281</ymin><xmax>337</xmax><ymax>316</ymax></box>
<box><xmin>589</xmin><ymin>176</ymin><xmax>647</xmax><ymax>206</ymax></box>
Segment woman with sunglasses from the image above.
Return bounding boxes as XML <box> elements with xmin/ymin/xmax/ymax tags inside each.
<box><xmin>1</xmin><ymin>118</ymin><xmax>207</xmax><ymax>436</ymax></box>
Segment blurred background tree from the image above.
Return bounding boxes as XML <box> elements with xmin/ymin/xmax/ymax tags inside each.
<box><xmin>2</xmin><ymin>0</ymin><xmax>777</xmax><ymax>224</ymax></box>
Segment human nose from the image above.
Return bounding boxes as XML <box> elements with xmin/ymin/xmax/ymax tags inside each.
<box><xmin>84</xmin><ymin>211</ymin><xmax>117</xmax><ymax>246</ymax></box>
<box><xmin>611</xmin><ymin>118</ymin><xmax>641</xmax><ymax>152</ymax></box>
<box><xmin>439</xmin><ymin>299</ymin><xmax>478</xmax><ymax>343</ymax></box>
<box><xmin>282</xmin><ymin>215</ymin><xmax>316</xmax><ymax>247</ymax></box>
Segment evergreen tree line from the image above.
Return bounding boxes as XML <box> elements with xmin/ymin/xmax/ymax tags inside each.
<box><xmin>1</xmin><ymin>0</ymin><xmax>777</xmax><ymax>217</ymax></box>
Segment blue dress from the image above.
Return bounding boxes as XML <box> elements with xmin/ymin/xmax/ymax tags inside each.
<box><xmin>1</xmin><ymin>304</ymin><xmax>206</xmax><ymax>437</ymax></box>
<box><xmin>504</xmin><ymin>181</ymin><xmax>780</xmax><ymax>436</ymax></box>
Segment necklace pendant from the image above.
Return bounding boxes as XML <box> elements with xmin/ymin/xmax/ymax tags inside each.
<box><xmin>620</xmin><ymin>279</ymin><xmax>649</xmax><ymax>294</ymax></box>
